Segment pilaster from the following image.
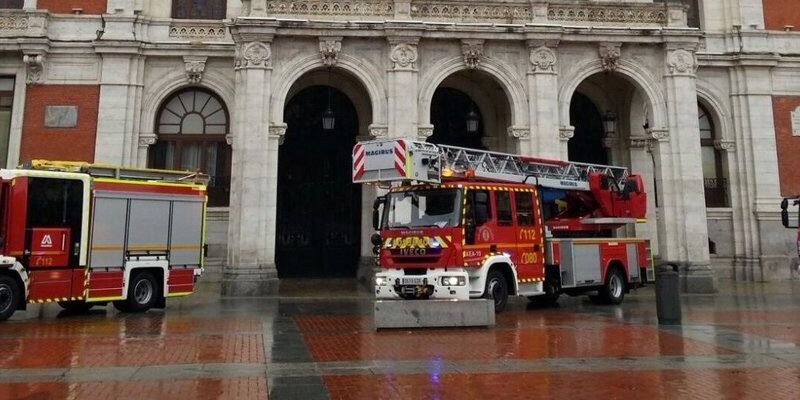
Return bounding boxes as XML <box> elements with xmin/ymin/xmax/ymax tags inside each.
<box><xmin>223</xmin><ymin>21</ymin><xmax>280</xmax><ymax>296</ymax></box>
<box><xmin>387</xmin><ymin>36</ymin><xmax>420</xmax><ymax>139</ymax></box>
<box><xmin>658</xmin><ymin>45</ymin><xmax>717</xmax><ymax>293</ymax></box>
<box><xmin>526</xmin><ymin>41</ymin><xmax>560</xmax><ymax>159</ymax></box>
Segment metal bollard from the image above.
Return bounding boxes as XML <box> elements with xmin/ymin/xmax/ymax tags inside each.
<box><xmin>655</xmin><ymin>263</ymin><xmax>682</xmax><ymax>325</ymax></box>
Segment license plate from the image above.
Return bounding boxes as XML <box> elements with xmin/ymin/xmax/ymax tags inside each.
<box><xmin>400</xmin><ymin>277</ymin><xmax>425</xmax><ymax>285</ymax></box>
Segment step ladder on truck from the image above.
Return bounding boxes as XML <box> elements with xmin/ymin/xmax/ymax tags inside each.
<box><xmin>0</xmin><ymin>161</ymin><xmax>209</xmax><ymax>321</ymax></box>
<box><xmin>353</xmin><ymin>139</ymin><xmax>654</xmax><ymax>315</ymax></box>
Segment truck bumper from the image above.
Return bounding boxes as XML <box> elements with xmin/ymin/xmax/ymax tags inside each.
<box><xmin>374</xmin><ymin>269</ymin><xmax>470</xmax><ymax>300</ymax></box>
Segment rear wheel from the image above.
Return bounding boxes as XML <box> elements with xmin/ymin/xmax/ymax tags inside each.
<box><xmin>599</xmin><ymin>268</ymin><xmax>626</xmax><ymax>305</ymax></box>
<box><xmin>115</xmin><ymin>272</ymin><xmax>159</xmax><ymax>313</ymax></box>
<box><xmin>0</xmin><ymin>275</ymin><xmax>20</xmax><ymax>321</ymax></box>
<box><xmin>484</xmin><ymin>270</ymin><xmax>509</xmax><ymax>313</ymax></box>
<box><xmin>529</xmin><ymin>279</ymin><xmax>560</xmax><ymax>306</ymax></box>
<box><xmin>58</xmin><ymin>301</ymin><xmax>94</xmax><ymax>313</ymax></box>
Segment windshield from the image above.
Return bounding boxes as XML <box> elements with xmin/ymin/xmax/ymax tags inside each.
<box><xmin>383</xmin><ymin>189</ymin><xmax>461</xmax><ymax>229</ymax></box>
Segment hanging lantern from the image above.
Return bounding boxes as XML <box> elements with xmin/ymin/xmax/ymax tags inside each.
<box><xmin>602</xmin><ymin>111</ymin><xmax>617</xmax><ymax>135</ymax></box>
<box><xmin>322</xmin><ymin>107</ymin><xmax>335</xmax><ymax>130</ymax></box>
<box><xmin>466</xmin><ymin>108</ymin><xmax>480</xmax><ymax>134</ymax></box>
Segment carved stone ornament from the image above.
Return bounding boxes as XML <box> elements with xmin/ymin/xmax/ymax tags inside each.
<box><xmin>462</xmin><ymin>40</ymin><xmax>484</xmax><ymax>70</ymax></box>
<box><xmin>507</xmin><ymin>126</ymin><xmax>529</xmax><ymax>139</ymax></box>
<box><xmin>667</xmin><ymin>49</ymin><xmax>697</xmax><ymax>75</ymax></box>
<box><xmin>319</xmin><ymin>38</ymin><xmax>342</xmax><ymax>67</ymax></box>
<box><xmin>138</xmin><ymin>133</ymin><xmax>157</xmax><ymax>147</ymax></box>
<box><xmin>598</xmin><ymin>43</ymin><xmax>621</xmax><ymax>72</ymax></box>
<box><xmin>714</xmin><ymin>139</ymin><xmax>735</xmax><ymax>152</ymax></box>
<box><xmin>183</xmin><ymin>56</ymin><xmax>207</xmax><ymax>84</ymax></box>
<box><xmin>235</xmin><ymin>41</ymin><xmax>271</xmax><ymax>70</ymax></box>
<box><xmin>390</xmin><ymin>43</ymin><xmax>418</xmax><ymax>70</ymax></box>
<box><xmin>270</xmin><ymin>124</ymin><xmax>287</xmax><ymax>145</ymax></box>
<box><xmin>529</xmin><ymin>46</ymin><xmax>557</xmax><ymax>73</ymax></box>
<box><xmin>225</xmin><ymin>134</ymin><xmax>233</xmax><ymax>146</ymax></box>
<box><xmin>23</xmin><ymin>54</ymin><xmax>44</xmax><ymax>84</ymax></box>
<box><xmin>418</xmin><ymin>125</ymin><xmax>434</xmax><ymax>139</ymax></box>
<box><xmin>649</xmin><ymin>129</ymin><xmax>669</xmax><ymax>142</ymax></box>
<box><xmin>559</xmin><ymin>126</ymin><xmax>575</xmax><ymax>141</ymax></box>
<box><xmin>369</xmin><ymin>124</ymin><xmax>389</xmax><ymax>139</ymax></box>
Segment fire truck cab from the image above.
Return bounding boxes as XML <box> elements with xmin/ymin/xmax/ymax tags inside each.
<box><xmin>355</xmin><ymin>139</ymin><xmax>653</xmax><ymax>312</ymax></box>
<box><xmin>0</xmin><ymin>161</ymin><xmax>208</xmax><ymax>321</ymax></box>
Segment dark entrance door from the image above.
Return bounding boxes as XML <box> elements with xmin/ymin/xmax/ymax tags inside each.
<box><xmin>429</xmin><ymin>87</ymin><xmax>484</xmax><ymax>150</ymax></box>
<box><xmin>568</xmin><ymin>92</ymin><xmax>608</xmax><ymax>165</ymax></box>
<box><xmin>277</xmin><ymin>85</ymin><xmax>361</xmax><ymax>278</ymax></box>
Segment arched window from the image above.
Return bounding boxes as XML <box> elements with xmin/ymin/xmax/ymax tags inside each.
<box><xmin>172</xmin><ymin>0</ymin><xmax>227</xmax><ymax>19</ymax></box>
<box><xmin>698</xmin><ymin>102</ymin><xmax>728</xmax><ymax>207</ymax></box>
<box><xmin>0</xmin><ymin>0</ymin><xmax>23</xmax><ymax>9</ymax></box>
<box><xmin>150</xmin><ymin>88</ymin><xmax>231</xmax><ymax>207</ymax></box>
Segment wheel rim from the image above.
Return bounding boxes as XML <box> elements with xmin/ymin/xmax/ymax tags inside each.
<box><xmin>488</xmin><ymin>278</ymin><xmax>505</xmax><ymax>305</ymax></box>
<box><xmin>134</xmin><ymin>279</ymin><xmax>153</xmax><ymax>305</ymax></box>
<box><xmin>0</xmin><ymin>283</ymin><xmax>12</xmax><ymax>314</ymax></box>
<box><xmin>609</xmin><ymin>274</ymin><xmax>623</xmax><ymax>298</ymax></box>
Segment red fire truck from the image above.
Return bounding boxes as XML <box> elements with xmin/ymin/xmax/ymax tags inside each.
<box><xmin>0</xmin><ymin>161</ymin><xmax>208</xmax><ymax>321</ymax></box>
<box><xmin>353</xmin><ymin>139</ymin><xmax>653</xmax><ymax>312</ymax></box>
<box><xmin>781</xmin><ymin>197</ymin><xmax>800</xmax><ymax>260</ymax></box>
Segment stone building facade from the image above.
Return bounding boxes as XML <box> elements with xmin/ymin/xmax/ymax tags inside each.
<box><xmin>0</xmin><ymin>0</ymin><xmax>798</xmax><ymax>294</ymax></box>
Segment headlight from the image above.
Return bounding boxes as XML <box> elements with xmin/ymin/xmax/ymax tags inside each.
<box><xmin>375</xmin><ymin>276</ymin><xmax>388</xmax><ymax>286</ymax></box>
<box><xmin>440</xmin><ymin>276</ymin><xmax>466</xmax><ymax>286</ymax></box>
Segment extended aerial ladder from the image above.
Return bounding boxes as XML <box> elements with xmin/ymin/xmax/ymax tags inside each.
<box><xmin>23</xmin><ymin>160</ymin><xmax>210</xmax><ymax>185</ymax></box>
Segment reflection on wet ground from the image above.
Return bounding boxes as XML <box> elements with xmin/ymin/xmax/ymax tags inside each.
<box><xmin>2</xmin><ymin>280</ymin><xmax>800</xmax><ymax>399</ymax></box>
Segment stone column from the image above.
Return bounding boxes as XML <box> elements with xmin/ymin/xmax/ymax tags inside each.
<box><xmin>656</xmin><ymin>46</ymin><xmax>716</xmax><ymax>293</ymax></box>
<box><xmin>526</xmin><ymin>42</ymin><xmax>560</xmax><ymax>159</ymax></box>
<box><xmin>629</xmin><ymin>137</ymin><xmax>660</xmax><ymax>256</ymax></box>
<box><xmin>223</xmin><ymin>24</ymin><xmax>279</xmax><ymax>296</ymax></box>
<box><xmin>727</xmin><ymin>61</ymin><xmax>786</xmax><ymax>281</ymax></box>
<box><xmin>387</xmin><ymin>37</ymin><xmax>420</xmax><ymax>139</ymax></box>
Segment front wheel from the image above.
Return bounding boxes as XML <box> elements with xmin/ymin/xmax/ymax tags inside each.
<box><xmin>599</xmin><ymin>268</ymin><xmax>626</xmax><ymax>305</ymax></box>
<box><xmin>484</xmin><ymin>270</ymin><xmax>509</xmax><ymax>313</ymax></box>
<box><xmin>0</xmin><ymin>275</ymin><xmax>20</xmax><ymax>321</ymax></box>
<box><xmin>115</xmin><ymin>272</ymin><xmax>159</xmax><ymax>313</ymax></box>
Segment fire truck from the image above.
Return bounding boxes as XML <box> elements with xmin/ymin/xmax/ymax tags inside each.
<box><xmin>781</xmin><ymin>197</ymin><xmax>800</xmax><ymax>260</ymax></box>
<box><xmin>353</xmin><ymin>139</ymin><xmax>653</xmax><ymax>312</ymax></box>
<box><xmin>0</xmin><ymin>161</ymin><xmax>208</xmax><ymax>321</ymax></box>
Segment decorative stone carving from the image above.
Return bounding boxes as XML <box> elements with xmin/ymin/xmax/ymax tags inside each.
<box><xmin>225</xmin><ymin>134</ymin><xmax>233</xmax><ymax>146</ymax></box>
<box><xmin>529</xmin><ymin>46</ymin><xmax>557</xmax><ymax>73</ymax></box>
<box><xmin>598</xmin><ymin>43</ymin><xmax>621</xmax><ymax>72</ymax></box>
<box><xmin>667</xmin><ymin>49</ymin><xmax>697</xmax><ymax>75</ymax></box>
<box><xmin>507</xmin><ymin>126</ymin><xmax>529</xmax><ymax>139</ymax></box>
<box><xmin>270</xmin><ymin>124</ymin><xmax>287</xmax><ymax>145</ymax></box>
<box><xmin>138</xmin><ymin>133</ymin><xmax>157</xmax><ymax>147</ymax></box>
<box><xmin>410</xmin><ymin>2</ymin><xmax>531</xmax><ymax>23</ymax></box>
<box><xmin>319</xmin><ymin>37</ymin><xmax>342</xmax><ymax>67</ymax></box>
<box><xmin>649</xmin><ymin>129</ymin><xmax>669</xmax><ymax>142</ymax></box>
<box><xmin>418</xmin><ymin>125</ymin><xmax>434</xmax><ymax>139</ymax></box>
<box><xmin>0</xmin><ymin>12</ymin><xmax>29</xmax><ymax>33</ymax></box>
<box><xmin>547</xmin><ymin>4</ymin><xmax>668</xmax><ymax>25</ymax></box>
<box><xmin>714</xmin><ymin>140</ymin><xmax>736</xmax><ymax>152</ymax></box>
<box><xmin>23</xmin><ymin>54</ymin><xmax>44</xmax><ymax>84</ymax></box>
<box><xmin>390</xmin><ymin>42</ymin><xmax>418</xmax><ymax>70</ymax></box>
<box><xmin>368</xmin><ymin>124</ymin><xmax>388</xmax><ymax>139</ymax></box>
<box><xmin>462</xmin><ymin>40</ymin><xmax>484</xmax><ymax>70</ymax></box>
<box><xmin>559</xmin><ymin>126</ymin><xmax>575</xmax><ymax>141</ymax></box>
<box><xmin>169</xmin><ymin>22</ymin><xmax>226</xmax><ymax>40</ymax></box>
<box><xmin>235</xmin><ymin>42</ymin><xmax>271</xmax><ymax>70</ymax></box>
<box><xmin>183</xmin><ymin>56</ymin><xmax>207</xmax><ymax>84</ymax></box>
<box><xmin>266</xmin><ymin>1</ymin><xmax>394</xmax><ymax>17</ymax></box>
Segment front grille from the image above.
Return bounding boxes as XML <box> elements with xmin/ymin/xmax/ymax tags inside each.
<box><xmin>393</xmin><ymin>257</ymin><xmax>439</xmax><ymax>265</ymax></box>
<box><xmin>403</xmin><ymin>268</ymin><xmax>428</xmax><ymax>276</ymax></box>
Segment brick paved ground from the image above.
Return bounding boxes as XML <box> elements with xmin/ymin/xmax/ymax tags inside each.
<box><xmin>1</xmin><ymin>280</ymin><xmax>800</xmax><ymax>399</ymax></box>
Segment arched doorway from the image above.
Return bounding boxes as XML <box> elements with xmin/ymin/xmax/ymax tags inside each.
<box><xmin>276</xmin><ymin>85</ymin><xmax>361</xmax><ymax>278</ymax></box>
<box><xmin>429</xmin><ymin>87</ymin><xmax>484</xmax><ymax>149</ymax></box>
<box><xmin>698</xmin><ymin>102</ymin><xmax>728</xmax><ymax>208</ymax></box>
<box><xmin>568</xmin><ymin>92</ymin><xmax>608</xmax><ymax>165</ymax></box>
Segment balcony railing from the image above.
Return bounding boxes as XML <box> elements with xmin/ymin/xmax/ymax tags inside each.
<box><xmin>704</xmin><ymin>178</ymin><xmax>729</xmax><ymax>208</ymax></box>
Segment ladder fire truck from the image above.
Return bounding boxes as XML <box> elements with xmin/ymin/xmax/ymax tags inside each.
<box><xmin>781</xmin><ymin>197</ymin><xmax>800</xmax><ymax>260</ymax></box>
<box><xmin>353</xmin><ymin>139</ymin><xmax>653</xmax><ymax>312</ymax></box>
<box><xmin>0</xmin><ymin>161</ymin><xmax>208</xmax><ymax>321</ymax></box>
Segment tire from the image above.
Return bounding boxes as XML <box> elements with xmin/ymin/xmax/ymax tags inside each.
<box><xmin>117</xmin><ymin>272</ymin><xmax>159</xmax><ymax>313</ymax></box>
<box><xmin>599</xmin><ymin>268</ymin><xmax>626</xmax><ymax>305</ymax></box>
<box><xmin>58</xmin><ymin>301</ymin><xmax>95</xmax><ymax>313</ymax></box>
<box><xmin>483</xmin><ymin>270</ymin><xmax>509</xmax><ymax>313</ymax></box>
<box><xmin>0</xmin><ymin>275</ymin><xmax>20</xmax><ymax>322</ymax></box>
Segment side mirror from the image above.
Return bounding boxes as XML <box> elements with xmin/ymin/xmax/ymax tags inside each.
<box><xmin>782</xmin><ymin>198</ymin><xmax>790</xmax><ymax>228</ymax></box>
<box><xmin>372</xmin><ymin>196</ymin><xmax>386</xmax><ymax>230</ymax></box>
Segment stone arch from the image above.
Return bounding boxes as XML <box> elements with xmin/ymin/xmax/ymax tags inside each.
<box><xmin>418</xmin><ymin>56</ymin><xmax>528</xmax><ymax>128</ymax></box>
<box><xmin>695</xmin><ymin>82</ymin><xmax>733</xmax><ymax>142</ymax></box>
<box><xmin>558</xmin><ymin>58</ymin><xmax>667</xmax><ymax>132</ymax></box>
<box><xmin>270</xmin><ymin>53</ymin><xmax>387</xmax><ymax>127</ymax></box>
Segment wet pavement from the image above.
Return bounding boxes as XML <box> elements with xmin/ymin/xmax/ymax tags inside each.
<box><xmin>2</xmin><ymin>279</ymin><xmax>800</xmax><ymax>399</ymax></box>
